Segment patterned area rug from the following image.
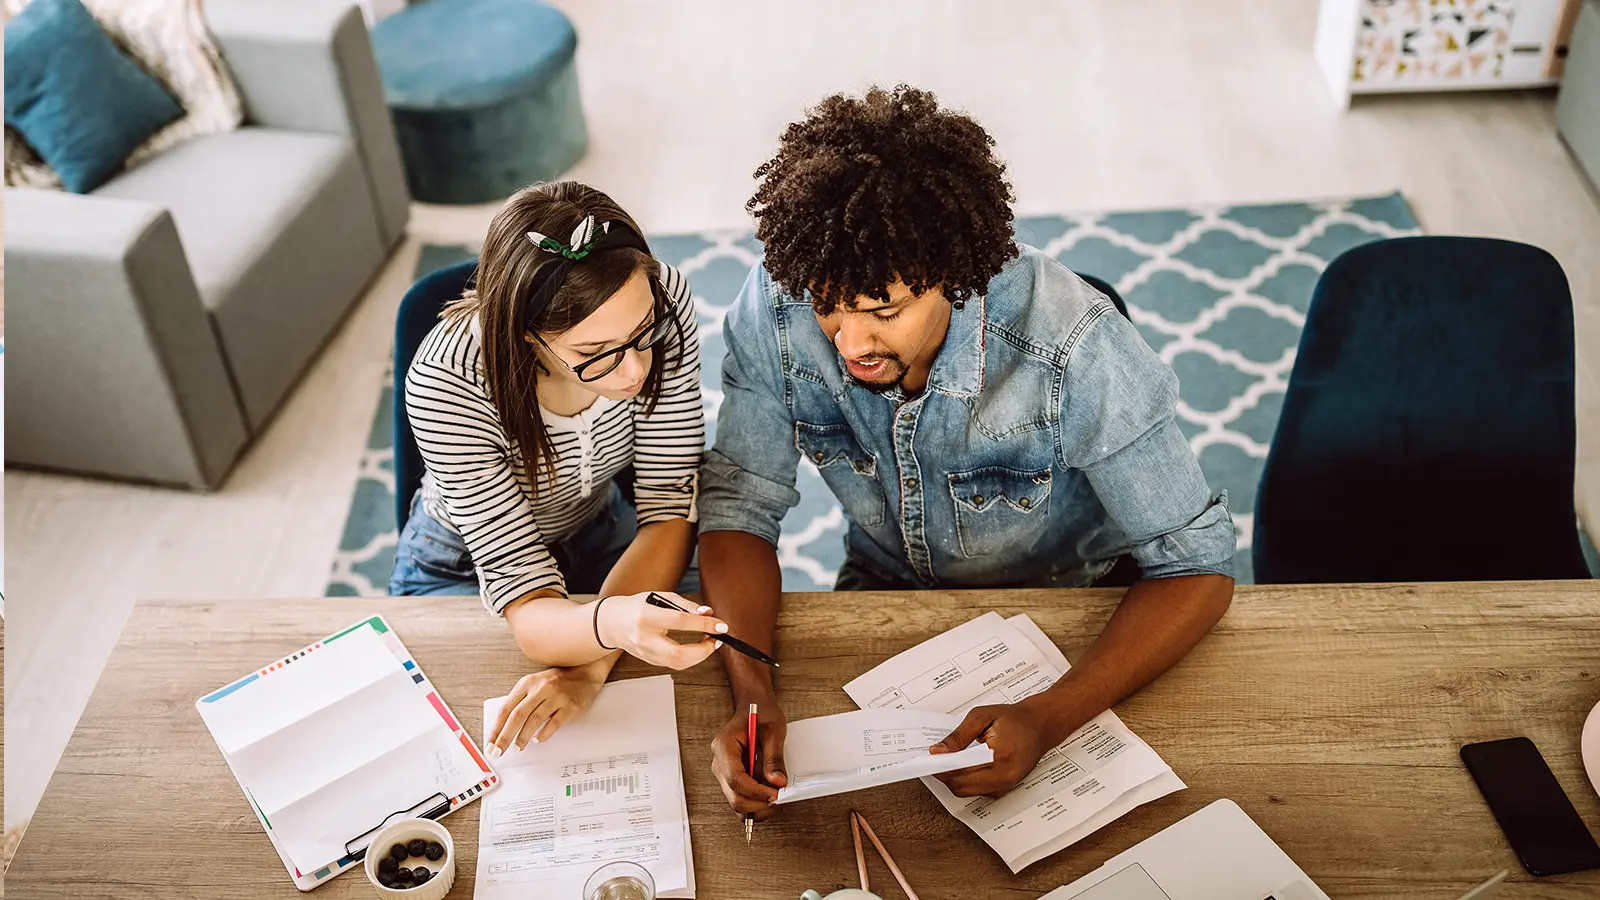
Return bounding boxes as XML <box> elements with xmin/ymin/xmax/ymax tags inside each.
<box><xmin>327</xmin><ymin>192</ymin><xmax>1422</xmax><ymax>596</ymax></box>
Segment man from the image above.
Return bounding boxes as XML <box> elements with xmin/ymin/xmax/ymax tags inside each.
<box><xmin>697</xmin><ymin>86</ymin><xmax>1236</xmax><ymax>819</ymax></box>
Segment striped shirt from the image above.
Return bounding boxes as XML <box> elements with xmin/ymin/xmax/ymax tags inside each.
<box><xmin>405</xmin><ymin>262</ymin><xmax>704</xmax><ymax>614</ymax></box>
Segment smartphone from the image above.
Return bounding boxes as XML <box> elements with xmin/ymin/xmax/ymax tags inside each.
<box><xmin>1460</xmin><ymin>737</ymin><xmax>1600</xmax><ymax>876</ymax></box>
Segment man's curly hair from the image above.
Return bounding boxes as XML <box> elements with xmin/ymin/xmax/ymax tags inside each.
<box><xmin>747</xmin><ymin>85</ymin><xmax>1019</xmax><ymax>315</ymax></box>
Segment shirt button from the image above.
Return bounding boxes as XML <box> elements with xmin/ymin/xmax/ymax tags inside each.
<box><xmin>1019</xmin><ymin>497</ymin><xmax>1032</xmax><ymax>509</ymax></box>
<box><xmin>900</xmin><ymin>413</ymin><xmax>914</xmax><ymax>423</ymax></box>
<box><xmin>905</xmin><ymin>478</ymin><xmax>919</xmax><ymax>490</ymax></box>
<box><xmin>973</xmin><ymin>495</ymin><xmax>984</xmax><ymax>505</ymax></box>
<box><xmin>813</xmin><ymin>451</ymin><xmax>825</xmax><ymax>462</ymax></box>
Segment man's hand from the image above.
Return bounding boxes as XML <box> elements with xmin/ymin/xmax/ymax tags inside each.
<box><xmin>709</xmin><ymin>703</ymin><xmax>788</xmax><ymax>820</ymax></box>
<box><xmin>929</xmin><ymin>698</ymin><xmax>1058</xmax><ymax>797</ymax></box>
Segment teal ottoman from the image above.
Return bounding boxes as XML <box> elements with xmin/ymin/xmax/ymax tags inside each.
<box><xmin>372</xmin><ymin>0</ymin><xmax>588</xmax><ymax>204</ymax></box>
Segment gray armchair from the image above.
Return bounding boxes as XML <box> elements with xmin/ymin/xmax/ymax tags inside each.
<box><xmin>7</xmin><ymin>0</ymin><xmax>409</xmax><ymax>488</ymax></box>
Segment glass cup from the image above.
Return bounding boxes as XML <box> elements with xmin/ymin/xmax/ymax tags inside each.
<box><xmin>583</xmin><ymin>861</ymin><xmax>656</xmax><ymax>900</ymax></box>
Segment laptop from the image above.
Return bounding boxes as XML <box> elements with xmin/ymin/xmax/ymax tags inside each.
<box><xmin>1046</xmin><ymin>799</ymin><xmax>1506</xmax><ymax>900</ymax></box>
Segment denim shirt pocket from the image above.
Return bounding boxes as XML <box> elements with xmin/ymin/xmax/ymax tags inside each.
<box><xmin>948</xmin><ymin>465</ymin><xmax>1053</xmax><ymax>559</ymax></box>
<box><xmin>795</xmin><ymin>421</ymin><xmax>886</xmax><ymax>527</ymax></box>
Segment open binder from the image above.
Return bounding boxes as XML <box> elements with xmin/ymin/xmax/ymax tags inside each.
<box><xmin>196</xmin><ymin>615</ymin><xmax>497</xmax><ymax>890</ymax></box>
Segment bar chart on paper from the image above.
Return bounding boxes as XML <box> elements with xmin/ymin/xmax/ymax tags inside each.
<box><xmin>478</xmin><ymin>677</ymin><xmax>694</xmax><ymax>899</ymax></box>
<box><xmin>481</xmin><ymin>752</ymin><xmax>671</xmax><ymax>878</ymax></box>
<box><xmin>565</xmin><ymin>771</ymin><xmax>644</xmax><ymax>798</ymax></box>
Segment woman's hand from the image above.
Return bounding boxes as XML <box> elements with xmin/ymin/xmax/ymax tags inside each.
<box><xmin>487</xmin><ymin>666</ymin><xmax>608</xmax><ymax>757</ymax></box>
<box><xmin>596</xmin><ymin>591</ymin><xmax>727</xmax><ymax>669</ymax></box>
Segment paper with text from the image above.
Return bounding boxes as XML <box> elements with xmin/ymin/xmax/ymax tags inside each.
<box><xmin>1001</xmin><ymin>614</ymin><xmax>1186</xmax><ymax>870</ymax></box>
<box><xmin>843</xmin><ymin>612</ymin><xmax>1182</xmax><ymax>872</ymax></box>
<box><xmin>478</xmin><ymin>675</ymin><xmax>694</xmax><ymax>899</ymax></box>
<box><xmin>775</xmin><ymin>708</ymin><xmax>994</xmax><ymax>804</ymax></box>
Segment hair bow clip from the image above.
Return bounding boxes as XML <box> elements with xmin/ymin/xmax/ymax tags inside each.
<box><xmin>526</xmin><ymin>216</ymin><xmax>612</xmax><ymax>261</ymax></box>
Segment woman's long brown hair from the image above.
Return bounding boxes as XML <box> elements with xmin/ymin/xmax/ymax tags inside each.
<box><xmin>446</xmin><ymin>182</ymin><xmax>681</xmax><ymax>495</ymax></box>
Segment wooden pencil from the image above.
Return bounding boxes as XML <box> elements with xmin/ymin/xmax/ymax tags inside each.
<box><xmin>850</xmin><ymin>811</ymin><xmax>870</xmax><ymax>891</ymax></box>
<box><xmin>854</xmin><ymin>812</ymin><xmax>919</xmax><ymax>900</ymax></box>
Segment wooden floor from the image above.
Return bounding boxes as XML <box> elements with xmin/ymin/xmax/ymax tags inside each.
<box><xmin>6</xmin><ymin>0</ymin><xmax>1600</xmax><ymax>832</ymax></box>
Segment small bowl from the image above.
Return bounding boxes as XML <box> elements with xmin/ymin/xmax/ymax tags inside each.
<box><xmin>363</xmin><ymin>817</ymin><xmax>456</xmax><ymax>900</ymax></box>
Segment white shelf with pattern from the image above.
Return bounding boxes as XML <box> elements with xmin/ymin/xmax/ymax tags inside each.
<box><xmin>1315</xmin><ymin>0</ymin><xmax>1580</xmax><ymax>107</ymax></box>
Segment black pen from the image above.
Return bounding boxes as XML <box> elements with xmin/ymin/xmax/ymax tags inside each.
<box><xmin>646</xmin><ymin>593</ymin><xmax>780</xmax><ymax>667</ymax></box>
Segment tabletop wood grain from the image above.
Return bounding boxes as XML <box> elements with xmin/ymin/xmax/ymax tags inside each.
<box><xmin>8</xmin><ymin>582</ymin><xmax>1600</xmax><ymax>899</ymax></box>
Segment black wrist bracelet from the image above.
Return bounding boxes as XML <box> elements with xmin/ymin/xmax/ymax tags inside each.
<box><xmin>593</xmin><ymin>596</ymin><xmax>617</xmax><ymax>651</ymax></box>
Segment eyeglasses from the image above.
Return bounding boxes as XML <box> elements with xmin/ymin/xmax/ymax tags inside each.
<box><xmin>537</xmin><ymin>283</ymin><xmax>676</xmax><ymax>383</ymax></box>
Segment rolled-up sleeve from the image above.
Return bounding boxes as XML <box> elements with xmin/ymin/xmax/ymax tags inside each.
<box><xmin>698</xmin><ymin>265</ymin><xmax>802</xmax><ymax>545</ymax></box>
<box><xmin>1058</xmin><ymin>307</ymin><xmax>1237</xmax><ymax>579</ymax></box>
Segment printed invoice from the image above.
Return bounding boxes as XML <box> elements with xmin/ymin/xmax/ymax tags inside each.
<box><xmin>775</xmin><ymin>707</ymin><xmax>994</xmax><ymax>805</ymax></box>
<box><xmin>478</xmin><ymin>676</ymin><xmax>695</xmax><ymax>899</ymax></box>
<box><xmin>844</xmin><ymin>612</ymin><xmax>1184</xmax><ymax>872</ymax></box>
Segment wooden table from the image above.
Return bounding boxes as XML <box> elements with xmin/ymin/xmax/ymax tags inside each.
<box><xmin>8</xmin><ymin>583</ymin><xmax>1600</xmax><ymax>899</ymax></box>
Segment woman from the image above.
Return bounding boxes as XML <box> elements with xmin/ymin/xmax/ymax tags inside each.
<box><xmin>392</xmin><ymin>182</ymin><xmax>720</xmax><ymax>756</ymax></box>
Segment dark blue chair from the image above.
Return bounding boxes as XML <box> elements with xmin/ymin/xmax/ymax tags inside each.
<box><xmin>394</xmin><ymin>260</ymin><xmax>480</xmax><ymax>531</ymax></box>
<box><xmin>1253</xmin><ymin>236</ymin><xmax>1590</xmax><ymax>583</ymax></box>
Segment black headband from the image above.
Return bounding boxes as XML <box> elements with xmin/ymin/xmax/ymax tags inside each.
<box><xmin>524</xmin><ymin>215</ymin><xmax>651</xmax><ymax>320</ymax></box>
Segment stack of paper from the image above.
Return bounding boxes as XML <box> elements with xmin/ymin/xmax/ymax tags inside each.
<box><xmin>478</xmin><ymin>676</ymin><xmax>695</xmax><ymax>899</ymax></box>
<box><xmin>843</xmin><ymin>612</ymin><xmax>1184</xmax><ymax>872</ymax></box>
<box><xmin>775</xmin><ymin>708</ymin><xmax>994</xmax><ymax>805</ymax></box>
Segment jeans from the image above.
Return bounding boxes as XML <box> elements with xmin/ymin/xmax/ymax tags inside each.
<box><xmin>390</xmin><ymin>484</ymin><xmax>700</xmax><ymax>597</ymax></box>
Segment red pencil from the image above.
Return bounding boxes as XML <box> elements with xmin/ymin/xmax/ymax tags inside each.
<box><xmin>745</xmin><ymin>702</ymin><xmax>758</xmax><ymax>844</ymax></box>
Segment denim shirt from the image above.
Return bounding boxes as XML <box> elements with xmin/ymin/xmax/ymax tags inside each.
<box><xmin>699</xmin><ymin>244</ymin><xmax>1236</xmax><ymax>588</ymax></box>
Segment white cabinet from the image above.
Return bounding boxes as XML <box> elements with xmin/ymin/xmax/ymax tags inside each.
<box><xmin>1556</xmin><ymin>0</ymin><xmax>1600</xmax><ymax>191</ymax></box>
<box><xmin>1315</xmin><ymin>0</ymin><xmax>1583</xmax><ymax>107</ymax></box>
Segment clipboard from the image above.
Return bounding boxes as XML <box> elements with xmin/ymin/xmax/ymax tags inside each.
<box><xmin>196</xmin><ymin>615</ymin><xmax>498</xmax><ymax>891</ymax></box>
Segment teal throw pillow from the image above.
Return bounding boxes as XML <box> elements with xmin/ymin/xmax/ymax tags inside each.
<box><xmin>4</xmin><ymin>0</ymin><xmax>184</xmax><ymax>193</ymax></box>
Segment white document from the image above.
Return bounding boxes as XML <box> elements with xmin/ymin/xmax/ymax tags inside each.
<box><xmin>843</xmin><ymin>612</ymin><xmax>1183</xmax><ymax>872</ymax></box>
<box><xmin>477</xmin><ymin>676</ymin><xmax>695</xmax><ymax>900</ymax></box>
<box><xmin>1000</xmin><ymin>614</ymin><xmax>1185</xmax><ymax>871</ymax></box>
<box><xmin>775</xmin><ymin>708</ymin><xmax>993</xmax><ymax>805</ymax></box>
<box><xmin>196</xmin><ymin>626</ymin><xmax>482</xmax><ymax>875</ymax></box>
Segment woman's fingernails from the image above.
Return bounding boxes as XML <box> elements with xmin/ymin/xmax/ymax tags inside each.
<box><xmin>529</xmin><ymin>736</ymin><xmax>540</xmax><ymax>745</ymax></box>
<box><xmin>716</xmin><ymin>623</ymin><xmax>729</xmax><ymax>633</ymax></box>
<box><xmin>696</xmin><ymin>605</ymin><xmax>712</xmax><ymax>614</ymax></box>
<box><xmin>487</xmin><ymin>745</ymin><xmax>503</xmax><ymax>760</ymax></box>
<box><xmin>715</xmin><ymin>640</ymin><xmax>724</xmax><ymax>650</ymax></box>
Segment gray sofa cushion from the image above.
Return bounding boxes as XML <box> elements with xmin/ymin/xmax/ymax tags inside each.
<box><xmin>96</xmin><ymin>127</ymin><xmax>351</xmax><ymax>305</ymax></box>
<box><xmin>95</xmin><ymin>125</ymin><xmax>384</xmax><ymax>427</ymax></box>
